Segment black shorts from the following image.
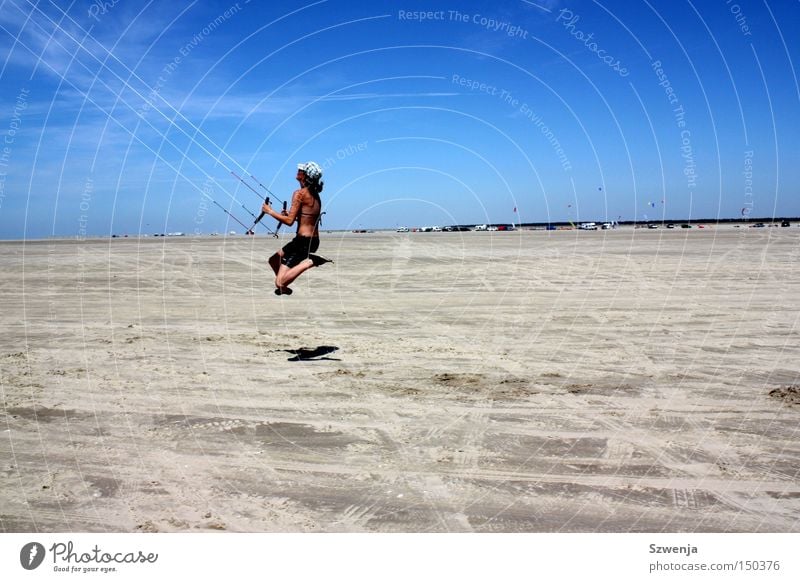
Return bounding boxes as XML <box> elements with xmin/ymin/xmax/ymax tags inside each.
<box><xmin>280</xmin><ymin>236</ymin><xmax>320</xmax><ymax>268</ymax></box>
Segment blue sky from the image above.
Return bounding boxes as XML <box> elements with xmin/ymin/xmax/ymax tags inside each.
<box><xmin>0</xmin><ymin>0</ymin><xmax>797</xmax><ymax>238</ymax></box>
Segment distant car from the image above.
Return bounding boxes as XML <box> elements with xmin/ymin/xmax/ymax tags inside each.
<box><xmin>681</xmin><ymin>224</ymin><xmax>692</xmax><ymax>228</ymax></box>
<box><xmin>781</xmin><ymin>221</ymin><xmax>791</xmax><ymax>227</ymax></box>
<box><xmin>601</xmin><ymin>222</ymin><xmax>613</xmax><ymax>229</ymax></box>
<box><xmin>396</xmin><ymin>226</ymin><xmax>409</xmax><ymax>232</ymax></box>
<box><xmin>751</xmin><ymin>223</ymin><xmax>765</xmax><ymax>228</ymax></box>
<box><xmin>487</xmin><ymin>226</ymin><xmax>499</xmax><ymax>231</ymax></box>
<box><xmin>579</xmin><ymin>222</ymin><xmax>598</xmax><ymax>230</ymax></box>
<box><xmin>432</xmin><ymin>226</ymin><xmax>443</xmax><ymax>232</ymax></box>
<box><xmin>666</xmin><ymin>224</ymin><xmax>675</xmax><ymax>229</ymax></box>
<box><xmin>648</xmin><ymin>224</ymin><xmax>659</xmax><ymax>229</ymax></box>
<box><xmin>474</xmin><ymin>224</ymin><xmax>488</xmax><ymax>231</ymax></box>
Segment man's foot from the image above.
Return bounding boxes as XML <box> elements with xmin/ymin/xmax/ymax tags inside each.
<box><xmin>274</xmin><ymin>287</ymin><xmax>293</xmax><ymax>296</ymax></box>
<box><xmin>308</xmin><ymin>254</ymin><xmax>333</xmax><ymax>267</ymax></box>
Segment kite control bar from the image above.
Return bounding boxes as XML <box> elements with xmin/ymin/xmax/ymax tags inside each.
<box><xmin>246</xmin><ymin>194</ymin><xmax>270</xmax><ymax>235</ymax></box>
<box><xmin>273</xmin><ymin>200</ymin><xmax>288</xmax><ymax>238</ymax></box>
<box><xmin>246</xmin><ymin>196</ymin><xmax>287</xmax><ymax>237</ymax></box>
<box><xmin>235</xmin><ymin>171</ymin><xmax>288</xmax><ymax>237</ymax></box>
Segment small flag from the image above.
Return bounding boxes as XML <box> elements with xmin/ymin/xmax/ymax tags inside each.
<box><xmin>513</xmin><ymin>206</ymin><xmax>517</xmax><ymax>213</ymax></box>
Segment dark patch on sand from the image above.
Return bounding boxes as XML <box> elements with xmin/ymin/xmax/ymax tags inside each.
<box><xmin>255</xmin><ymin>421</ymin><xmax>361</xmax><ymax>450</ymax></box>
<box><xmin>434</xmin><ymin>373</ymin><xmax>484</xmax><ymax>386</ymax></box>
<box><xmin>432</xmin><ymin>373</ymin><xmax>538</xmax><ymax>400</ymax></box>
<box><xmin>4</xmin><ymin>406</ymin><xmax>88</xmax><ymax>423</ymax></box>
<box><xmin>769</xmin><ymin>385</ymin><xmax>800</xmax><ymax>406</ymax></box>
<box><xmin>492</xmin><ymin>435</ymin><xmax>608</xmax><ymax>460</ymax></box>
<box><xmin>86</xmin><ymin>476</ymin><xmax>121</xmax><ymax>497</ymax></box>
<box><xmin>155</xmin><ymin>414</ymin><xmax>232</xmax><ymax>428</ymax></box>
<box><xmin>766</xmin><ymin>490</ymin><xmax>800</xmax><ymax>499</ymax></box>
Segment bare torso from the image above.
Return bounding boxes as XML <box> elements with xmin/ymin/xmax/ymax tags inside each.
<box><xmin>294</xmin><ymin>187</ymin><xmax>321</xmax><ymax>237</ymax></box>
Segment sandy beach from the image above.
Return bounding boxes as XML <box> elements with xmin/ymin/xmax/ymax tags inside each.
<box><xmin>1</xmin><ymin>227</ymin><xmax>799</xmax><ymax>533</ymax></box>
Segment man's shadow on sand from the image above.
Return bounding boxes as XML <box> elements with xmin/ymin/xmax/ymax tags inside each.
<box><xmin>279</xmin><ymin>345</ymin><xmax>340</xmax><ymax>361</ymax></box>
